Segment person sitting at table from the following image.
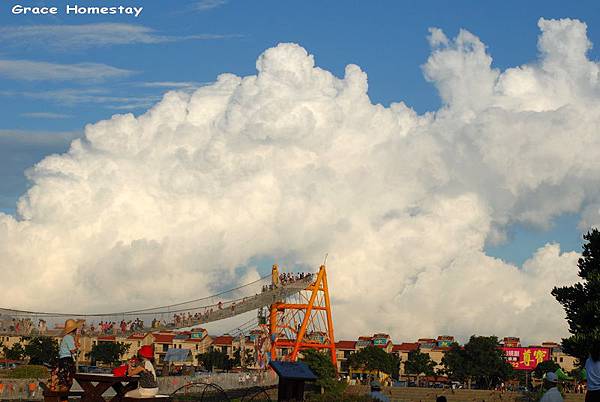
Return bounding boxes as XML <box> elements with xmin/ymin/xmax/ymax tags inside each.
<box><xmin>125</xmin><ymin>345</ymin><xmax>159</xmax><ymax>397</ymax></box>
<box><xmin>55</xmin><ymin>318</ymin><xmax>84</xmax><ymax>393</ymax></box>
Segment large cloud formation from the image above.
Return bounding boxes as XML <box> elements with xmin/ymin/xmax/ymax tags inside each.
<box><xmin>2</xmin><ymin>18</ymin><xmax>598</xmax><ymax>343</ymax></box>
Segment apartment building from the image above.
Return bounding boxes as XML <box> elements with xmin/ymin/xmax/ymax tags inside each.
<box><xmin>335</xmin><ymin>340</ymin><xmax>357</xmax><ymax>374</ymax></box>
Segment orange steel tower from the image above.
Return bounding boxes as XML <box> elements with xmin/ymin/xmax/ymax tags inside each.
<box><xmin>268</xmin><ymin>264</ymin><xmax>337</xmax><ymax>367</ymax></box>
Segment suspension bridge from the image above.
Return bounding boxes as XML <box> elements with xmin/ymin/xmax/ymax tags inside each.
<box><xmin>0</xmin><ymin>265</ymin><xmax>337</xmax><ymax>366</ymax></box>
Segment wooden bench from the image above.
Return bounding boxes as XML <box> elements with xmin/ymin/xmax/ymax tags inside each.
<box><xmin>39</xmin><ymin>382</ymin><xmax>84</xmax><ymax>402</ymax></box>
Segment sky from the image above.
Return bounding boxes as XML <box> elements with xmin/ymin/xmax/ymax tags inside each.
<box><xmin>1</xmin><ymin>0</ymin><xmax>600</xmax><ymax>343</ymax></box>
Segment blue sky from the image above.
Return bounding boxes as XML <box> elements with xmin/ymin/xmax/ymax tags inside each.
<box><xmin>0</xmin><ymin>0</ymin><xmax>596</xmax><ymax>265</ymax></box>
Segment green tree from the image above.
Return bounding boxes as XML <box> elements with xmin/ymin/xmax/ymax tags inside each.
<box><xmin>197</xmin><ymin>349</ymin><xmax>234</xmax><ymax>371</ymax></box>
<box><xmin>301</xmin><ymin>349</ymin><xmax>344</xmax><ymax>395</ymax></box>
<box><xmin>25</xmin><ymin>336</ymin><xmax>59</xmax><ymax>365</ymax></box>
<box><xmin>404</xmin><ymin>349</ymin><xmax>436</xmax><ymax>383</ymax></box>
<box><xmin>442</xmin><ymin>336</ymin><xmax>512</xmax><ymax>389</ymax></box>
<box><xmin>441</xmin><ymin>343</ymin><xmax>469</xmax><ymax>383</ymax></box>
<box><xmin>552</xmin><ymin>229</ymin><xmax>600</xmax><ymax>363</ymax></box>
<box><xmin>348</xmin><ymin>346</ymin><xmax>399</xmax><ymax>377</ymax></box>
<box><xmin>87</xmin><ymin>342</ymin><xmax>130</xmax><ymax>365</ymax></box>
<box><xmin>533</xmin><ymin>359</ymin><xmax>560</xmax><ymax>379</ymax></box>
<box><xmin>2</xmin><ymin>343</ymin><xmax>25</xmax><ymax>360</ymax></box>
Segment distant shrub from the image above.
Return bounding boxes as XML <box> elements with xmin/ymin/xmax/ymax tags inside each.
<box><xmin>5</xmin><ymin>365</ymin><xmax>49</xmax><ymax>379</ymax></box>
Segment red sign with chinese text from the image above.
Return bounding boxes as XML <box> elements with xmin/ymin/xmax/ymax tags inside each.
<box><xmin>501</xmin><ymin>347</ymin><xmax>550</xmax><ymax>370</ymax></box>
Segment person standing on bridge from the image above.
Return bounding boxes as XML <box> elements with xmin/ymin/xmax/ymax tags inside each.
<box><xmin>55</xmin><ymin>319</ymin><xmax>83</xmax><ymax>392</ymax></box>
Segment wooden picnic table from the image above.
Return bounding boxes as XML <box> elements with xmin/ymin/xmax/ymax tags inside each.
<box><xmin>74</xmin><ymin>373</ymin><xmax>139</xmax><ymax>402</ymax></box>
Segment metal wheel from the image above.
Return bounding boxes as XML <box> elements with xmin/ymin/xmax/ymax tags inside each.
<box><xmin>170</xmin><ymin>381</ymin><xmax>230</xmax><ymax>401</ymax></box>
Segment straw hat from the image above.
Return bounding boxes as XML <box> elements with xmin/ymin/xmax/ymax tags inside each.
<box><xmin>62</xmin><ymin>319</ymin><xmax>84</xmax><ymax>335</ymax></box>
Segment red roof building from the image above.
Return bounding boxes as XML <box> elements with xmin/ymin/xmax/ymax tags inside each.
<box><xmin>335</xmin><ymin>340</ymin><xmax>357</xmax><ymax>350</ymax></box>
<box><xmin>211</xmin><ymin>335</ymin><xmax>234</xmax><ymax>356</ymax></box>
<box><xmin>212</xmin><ymin>335</ymin><xmax>234</xmax><ymax>345</ymax></box>
<box><xmin>152</xmin><ymin>333</ymin><xmax>176</xmax><ymax>344</ymax></box>
<box><xmin>392</xmin><ymin>342</ymin><xmax>419</xmax><ymax>353</ymax></box>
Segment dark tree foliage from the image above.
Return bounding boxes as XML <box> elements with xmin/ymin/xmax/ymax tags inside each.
<box><xmin>25</xmin><ymin>336</ymin><xmax>59</xmax><ymax>365</ymax></box>
<box><xmin>197</xmin><ymin>349</ymin><xmax>235</xmax><ymax>371</ymax></box>
<box><xmin>301</xmin><ymin>349</ymin><xmax>344</xmax><ymax>395</ymax></box>
<box><xmin>403</xmin><ymin>349</ymin><xmax>436</xmax><ymax>377</ymax></box>
<box><xmin>231</xmin><ymin>348</ymin><xmax>241</xmax><ymax>367</ymax></box>
<box><xmin>242</xmin><ymin>348</ymin><xmax>255</xmax><ymax>368</ymax></box>
<box><xmin>2</xmin><ymin>343</ymin><xmax>25</xmax><ymax>360</ymax></box>
<box><xmin>441</xmin><ymin>336</ymin><xmax>513</xmax><ymax>389</ymax></box>
<box><xmin>533</xmin><ymin>359</ymin><xmax>560</xmax><ymax>379</ymax></box>
<box><xmin>441</xmin><ymin>343</ymin><xmax>468</xmax><ymax>382</ymax></box>
<box><xmin>87</xmin><ymin>342</ymin><xmax>130</xmax><ymax>365</ymax></box>
<box><xmin>552</xmin><ymin>228</ymin><xmax>600</xmax><ymax>362</ymax></box>
<box><xmin>348</xmin><ymin>346</ymin><xmax>399</xmax><ymax>376</ymax></box>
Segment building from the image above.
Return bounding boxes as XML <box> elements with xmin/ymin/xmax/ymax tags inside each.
<box><xmin>151</xmin><ymin>332</ymin><xmax>177</xmax><ymax>364</ymax></box>
<box><xmin>0</xmin><ymin>327</ymin><xmax>581</xmax><ymax>378</ymax></box>
<box><xmin>502</xmin><ymin>337</ymin><xmax>521</xmax><ymax>347</ymax></box>
<box><xmin>542</xmin><ymin>341</ymin><xmax>578</xmax><ymax>373</ymax></box>
<box><xmin>335</xmin><ymin>340</ymin><xmax>357</xmax><ymax>374</ymax></box>
<box><xmin>392</xmin><ymin>342</ymin><xmax>419</xmax><ymax>378</ymax></box>
<box><xmin>211</xmin><ymin>335</ymin><xmax>234</xmax><ymax>357</ymax></box>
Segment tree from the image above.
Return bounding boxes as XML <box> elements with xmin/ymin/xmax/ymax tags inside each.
<box><xmin>441</xmin><ymin>343</ymin><xmax>469</xmax><ymax>383</ymax></box>
<box><xmin>2</xmin><ymin>343</ymin><xmax>25</xmax><ymax>360</ymax></box>
<box><xmin>242</xmin><ymin>348</ymin><xmax>255</xmax><ymax>368</ymax></box>
<box><xmin>25</xmin><ymin>336</ymin><xmax>59</xmax><ymax>365</ymax></box>
<box><xmin>533</xmin><ymin>360</ymin><xmax>560</xmax><ymax>379</ymax></box>
<box><xmin>231</xmin><ymin>348</ymin><xmax>241</xmax><ymax>368</ymax></box>
<box><xmin>87</xmin><ymin>342</ymin><xmax>130</xmax><ymax>365</ymax></box>
<box><xmin>441</xmin><ymin>336</ymin><xmax>513</xmax><ymax>389</ymax></box>
<box><xmin>197</xmin><ymin>349</ymin><xmax>234</xmax><ymax>371</ymax></box>
<box><xmin>348</xmin><ymin>346</ymin><xmax>399</xmax><ymax>378</ymax></box>
<box><xmin>465</xmin><ymin>336</ymin><xmax>512</xmax><ymax>389</ymax></box>
<box><xmin>552</xmin><ymin>229</ymin><xmax>600</xmax><ymax>363</ymax></box>
<box><xmin>301</xmin><ymin>349</ymin><xmax>344</xmax><ymax>395</ymax></box>
<box><xmin>404</xmin><ymin>349</ymin><xmax>436</xmax><ymax>383</ymax></box>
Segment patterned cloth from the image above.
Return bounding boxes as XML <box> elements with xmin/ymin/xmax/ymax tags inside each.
<box><xmin>51</xmin><ymin>357</ymin><xmax>75</xmax><ymax>391</ymax></box>
<box><xmin>139</xmin><ymin>360</ymin><xmax>158</xmax><ymax>389</ymax></box>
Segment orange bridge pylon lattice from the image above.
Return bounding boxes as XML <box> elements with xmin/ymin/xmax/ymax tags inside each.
<box><xmin>268</xmin><ymin>264</ymin><xmax>337</xmax><ymax>368</ymax></box>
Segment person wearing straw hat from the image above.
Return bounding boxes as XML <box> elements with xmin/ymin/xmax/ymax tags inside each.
<box><xmin>125</xmin><ymin>345</ymin><xmax>159</xmax><ymax>398</ymax></box>
<box><xmin>55</xmin><ymin>319</ymin><xmax>84</xmax><ymax>392</ymax></box>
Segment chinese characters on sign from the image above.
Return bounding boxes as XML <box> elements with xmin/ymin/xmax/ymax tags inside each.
<box><xmin>501</xmin><ymin>347</ymin><xmax>550</xmax><ymax>370</ymax></box>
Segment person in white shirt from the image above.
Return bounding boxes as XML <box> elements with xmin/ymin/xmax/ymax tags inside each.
<box><xmin>125</xmin><ymin>345</ymin><xmax>159</xmax><ymax>397</ymax></box>
<box><xmin>540</xmin><ymin>372</ymin><xmax>563</xmax><ymax>402</ymax></box>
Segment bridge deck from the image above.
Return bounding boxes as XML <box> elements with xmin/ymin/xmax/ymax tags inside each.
<box><xmin>0</xmin><ymin>275</ymin><xmax>314</xmax><ymax>336</ymax></box>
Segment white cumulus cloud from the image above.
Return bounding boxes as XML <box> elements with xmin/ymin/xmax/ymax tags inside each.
<box><xmin>2</xmin><ymin>18</ymin><xmax>599</xmax><ymax>344</ymax></box>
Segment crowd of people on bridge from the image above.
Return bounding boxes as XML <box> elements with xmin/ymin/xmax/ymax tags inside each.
<box><xmin>261</xmin><ymin>272</ymin><xmax>312</xmax><ymax>292</ymax></box>
<box><xmin>0</xmin><ymin>272</ymin><xmax>314</xmax><ymax>336</ymax></box>
<box><xmin>0</xmin><ymin>318</ymin><xmax>48</xmax><ymax>335</ymax></box>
